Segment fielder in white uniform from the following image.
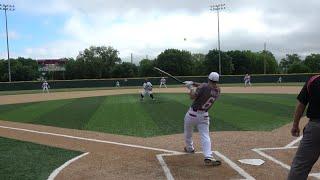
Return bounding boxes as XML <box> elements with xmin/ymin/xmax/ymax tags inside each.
<box><xmin>115</xmin><ymin>81</ymin><xmax>120</xmax><ymax>87</ymax></box>
<box><xmin>244</xmin><ymin>74</ymin><xmax>252</xmax><ymax>87</ymax></box>
<box><xmin>183</xmin><ymin>72</ymin><xmax>221</xmax><ymax>166</ymax></box>
<box><xmin>42</xmin><ymin>81</ymin><xmax>50</xmax><ymax>93</ymax></box>
<box><xmin>159</xmin><ymin>77</ymin><xmax>167</xmax><ymax>88</ymax></box>
<box><xmin>140</xmin><ymin>80</ymin><xmax>155</xmax><ymax>100</ymax></box>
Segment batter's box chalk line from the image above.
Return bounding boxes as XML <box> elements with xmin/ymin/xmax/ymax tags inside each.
<box><xmin>252</xmin><ymin>136</ymin><xmax>320</xmax><ymax>179</ymax></box>
<box><xmin>157</xmin><ymin>151</ymin><xmax>255</xmax><ymax>180</ymax></box>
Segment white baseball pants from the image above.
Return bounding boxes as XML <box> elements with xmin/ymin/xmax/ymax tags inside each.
<box><xmin>159</xmin><ymin>82</ymin><xmax>167</xmax><ymax>88</ymax></box>
<box><xmin>184</xmin><ymin>108</ymin><xmax>213</xmax><ymax>159</ymax></box>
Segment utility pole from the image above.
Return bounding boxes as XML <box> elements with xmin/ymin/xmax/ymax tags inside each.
<box><xmin>264</xmin><ymin>42</ymin><xmax>266</xmax><ymax>74</ymax></box>
<box><xmin>210</xmin><ymin>3</ymin><xmax>225</xmax><ymax>75</ymax></box>
<box><xmin>0</xmin><ymin>4</ymin><xmax>15</xmax><ymax>82</ymax></box>
<box><xmin>130</xmin><ymin>53</ymin><xmax>133</xmax><ymax>64</ymax></box>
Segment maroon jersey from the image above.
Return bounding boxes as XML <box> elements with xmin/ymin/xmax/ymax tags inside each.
<box><xmin>191</xmin><ymin>83</ymin><xmax>220</xmax><ymax>111</ymax></box>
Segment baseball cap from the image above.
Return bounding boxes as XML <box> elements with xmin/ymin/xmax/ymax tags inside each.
<box><xmin>208</xmin><ymin>72</ymin><xmax>219</xmax><ymax>82</ymax></box>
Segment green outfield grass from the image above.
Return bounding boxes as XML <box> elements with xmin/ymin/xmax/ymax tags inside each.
<box><xmin>0</xmin><ymin>93</ymin><xmax>297</xmax><ymax>137</ymax></box>
<box><xmin>0</xmin><ymin>82</ymin><xmax>303</xmax><ymax>96</ymax></box>
<box><xmin>0</xmin><ymin>137</ymin><xmax>81</xmax><ymax>180</ymax></box>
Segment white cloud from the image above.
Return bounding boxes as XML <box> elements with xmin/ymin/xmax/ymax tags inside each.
<box><xmin>8</xmin><ymin>0</ymin><xmax>320</xmax><ymax>61</ymax></box>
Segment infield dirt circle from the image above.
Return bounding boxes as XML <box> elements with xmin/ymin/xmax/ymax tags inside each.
<box><xmin>0</xmin><ymin>86</ymin><xmax>319</xmax><ymax>180</ymax></box>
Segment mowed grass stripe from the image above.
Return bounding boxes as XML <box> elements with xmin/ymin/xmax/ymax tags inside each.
<box><xmin>32</xmin><ymin>96</ymin><xmax>105</xmax><ymax>129</ymax></box>
<box><xmin>140</xmin><ymin>94</ymin><xmax>189</xmax><ymax>135</ymax></box>
<box><xmin>0</xmin><ymin>137</ymin><xmax>81</xmax><ymax>180</ymax></box>
<box><xmin>224</xmin><ymin>93</ymin><xmax>297</xmax><ymax>107</ymax></box>
<box><xmin>219</xmin><ymin>94</ymin><xmax>295</xmax><ymax>118</ymax></box>
<box><xmin>0</xmin><ymin>100</ymin><xmax>74</xmax><ymax>123</ymax></box>
<box><xmin>86</xmin><ymin>94</ymin><xmax>160</xmax><ymax>137</ymax></box>
<box><xmin>211</xmin><ymin>102</ymin><xmax>289</xmax><ymax>131</ymax></box>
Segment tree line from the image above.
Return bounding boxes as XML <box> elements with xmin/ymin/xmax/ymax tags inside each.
<box><xmin>0</xmin><ymin>46</ymin><xmax>319</xmax><ymax>81</ymax></box>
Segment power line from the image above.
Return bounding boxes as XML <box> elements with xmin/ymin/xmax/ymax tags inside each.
<box><xmin>210</xmin><ymin>3</ymin><xmax>225</xmax><ymax>75</ymax></box>
<box><xmin>0</xmin><ymin>4</ymin><xmax>15</xmax><ymax>82</ymax></box>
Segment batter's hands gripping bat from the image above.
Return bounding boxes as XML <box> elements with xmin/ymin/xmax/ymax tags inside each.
<box><xmin>153</xmin><ymin>67</ymin><xmax>194</xmax><ymax>88</ymax></box>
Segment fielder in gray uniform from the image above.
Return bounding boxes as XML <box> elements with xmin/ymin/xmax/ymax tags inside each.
<box><xmin>140</xmin><ymin>79</ymin><xmax>155</xmax><ymax>100</ymax></box>
<box><xmin>183</xmin><ymin>72</ymin><xmax>221</xmax><ymax>166</ymax></box>
<box><xmin>288</xmin><ymin>75</ymin><xmax>320</xmax><ymax>180</ymax></box>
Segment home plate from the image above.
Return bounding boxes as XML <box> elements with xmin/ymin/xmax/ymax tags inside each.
<box><xmin>238</xmin><ymin>159</ymin><xmax>265</xmax><ymax>166</ymax></box>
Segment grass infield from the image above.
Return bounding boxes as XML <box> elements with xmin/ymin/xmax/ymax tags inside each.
<box><xmin>0</xmin><ymin>93</ymin><xmax>297</xmax><ymax>137</ymax></box>
<box><xmin>0</xmin><ymin>137</ymin><xmax>81</xmax><ymax>180</ymax></box>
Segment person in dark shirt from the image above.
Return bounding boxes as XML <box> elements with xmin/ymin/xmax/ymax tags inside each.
<box><xmin>288</xmin><ymin>75</ymin><xmax>320</xmax><ymax>180</ymax></box>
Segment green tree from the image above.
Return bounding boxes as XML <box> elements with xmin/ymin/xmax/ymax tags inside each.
<box><xmin>76</xmin><ymin>46</ymin><xmax>121</xmax><ymax>78</ymax></box>
<box><xmin>279</xmin><ymin>54</ymin><xmax>302</xmax><ymax>73</ymax></box>
<box><xmin>154</xmin><ymin>49</ymin><xmax>193</xmax><ymax>76</ymax></box>
<box><xmin>258</xmin><ymin>50</ymin><xmax>278</xmax><ymax>74</ymax></box>
<box><xmin>191</xmin><ymin>53</ymin><xmax>206</xmax><ymax>75</ymax></box>
<box><xmin>138</xmin><ymin>59</ymin><xmax>156</xmax><ymax>77</ymax></box>
<box><xmin>112</xmin><ymin>62</ymin><xmax>138</xmax><ymax>78</ymax></box>
<box><xmin>204</xmin><ymin>50</ymin><xmax>233</xmax><ymax>75</ymax></box>
<box><xmin>304</xmin><ymin>54</ymin><xmax>320</xmax><ymax>73</ymax></box>
<box><xmin>227</xmin><ymin>50</ymin><xmax>249</xmax><ymax>75</ymax></box>
<box><xmin>288</xmin><ymin>63</ymin><xmax>310</xmax><ymax>73</ymax></box>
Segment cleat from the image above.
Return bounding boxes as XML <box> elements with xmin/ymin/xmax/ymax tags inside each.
<box><xmin>184</xmin><ymin>147</ymin><xmax>195</xmax><ymax>153</ymax></box>
<box><xmin>204</xmin><ymin>158</ymin><xmax>221</xmax><ymax>167</ymax></box>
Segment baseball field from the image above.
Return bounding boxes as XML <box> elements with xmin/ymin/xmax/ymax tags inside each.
<box><xmin>0</xmin><ymin>85</ymin><xmax>319</xmax><ymax>180</ymax></box>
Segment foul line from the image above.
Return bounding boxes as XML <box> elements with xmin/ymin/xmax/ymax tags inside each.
<box><xmin>47</xmin><ymin>152</ymin><xmax>90</xmax><ymax>180</ymax></box>
<box><xmin>252</xmin><ymin>136</ymin><xmax>320</xmax><ymax>179</ymax></box>
<box><xmin>0</xmin><ymin>125</ymin><xmax>179</xmax><ymax>154</ymax></box>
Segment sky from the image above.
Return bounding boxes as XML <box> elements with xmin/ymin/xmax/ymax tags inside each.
<box><xmin>0</xmin><ymin>0</ymin><xmax>319</xmax><ymax>63</ymax></box>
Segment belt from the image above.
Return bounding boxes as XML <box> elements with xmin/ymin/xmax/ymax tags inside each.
<box><xmin>188</xmin><ymin>113</ymin><xmax>209</xmax><ymax>118</ymax></box>
<box><xmin>192</xmin><ymin>107</ymin><xmax>207</xmax><ymax>112</ymax></box>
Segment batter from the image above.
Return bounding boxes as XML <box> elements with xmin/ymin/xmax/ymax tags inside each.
<box><xmin>183</xmin><ymin>72</ymin><xmax>221</xmax><ymax>166</ymax></box>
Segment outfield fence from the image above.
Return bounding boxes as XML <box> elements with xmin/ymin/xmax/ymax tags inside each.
<box><xmin>0</xmin><ymin>73</ymin><xmax>317</xmax><ymax>91</ymax></box>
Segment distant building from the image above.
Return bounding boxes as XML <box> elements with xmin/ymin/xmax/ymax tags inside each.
<box><xmin>37</xmin><ymin>59</ymin><xmax>66</xmax><ymax>72</ymax></box>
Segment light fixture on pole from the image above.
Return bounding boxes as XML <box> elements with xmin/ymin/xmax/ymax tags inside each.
<box><xmin>0</xmin><ymin>4</ymin><xmax>15</xmax><ymax>82</ymax></box>
<box><xmin>210</xmin><ymin>3</ymin><xmax>225</xmax><ymax>75</ymax></box>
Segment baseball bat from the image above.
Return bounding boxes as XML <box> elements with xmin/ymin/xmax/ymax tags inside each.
<box><xmin>153</xmin><ymin>67</ymin><xmax>184</xmax><ymax>84</ymax></box>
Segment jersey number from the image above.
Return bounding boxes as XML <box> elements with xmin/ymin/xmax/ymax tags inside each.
<box><xmin>202</xmin><ymin>97</ymin><xmax>215</xmax><ymax>110</ymax></box>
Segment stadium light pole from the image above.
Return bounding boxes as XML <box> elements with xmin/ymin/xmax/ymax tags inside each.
<box><xmin>263</xmin><ymin>42</ymin><xmax>267</xmax><ymax>74</ymax></box>
<box><xmin>0</xmin><ymin>4</ymin><xmax>15</xmax><ymax>82</ymax></box>
<box><xmin>210</xmin><ymin>3</ymin><xmax>225</xmax><ymax>75</ymax></box>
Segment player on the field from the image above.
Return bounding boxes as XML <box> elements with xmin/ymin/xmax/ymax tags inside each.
<box><xmin>115</xmin><ymin>81</ymin><xmax>120</xmax><ymax>87</ymax></box>
<box><xmin>278</xmin><ymin>76</ymin><xmax>282</xmax><ymax>83</ymax></box>
<box><xmin>140</xmin><ymin>79</ymin><xmax>155</xmax><ymax>100</ymax></box>
<box><xmin>159</xmin><ymin>77</ymin><xmax>167</xmax><ymax>88</ymax></box>
<box><xmin>244</xmin><ymin>74</ymin><xmax>252</xmax><ymax>87</ymax></box>
<box><xmin>42</xmin><ymin>80</ymin><xmax>50</xmax><ymax>93</ymax></box>
<box><xmin>183</xmin><ymin>72</ymin><xmax>221</xmax><ymax>166</ymax></box>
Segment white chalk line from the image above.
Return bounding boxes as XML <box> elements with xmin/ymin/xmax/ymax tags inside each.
<box><xmin>214</xmin><ymin>151</ymin><xmax>255</xmax><ymax>180</ymax></box>
<box><xmin>252</xmin><ymin>136</ymin><xmax>320</xmax><ymax>179</ymax></box>
<box><xmin>158</xmin><ymin>151</ymin><xmax>255</xmax><ymax>180</ymax></box>
<box><xmin>0</xmin><ymin>125</ymin><xmax>179</xmax><ymax>154</ymax></box>
<box><xmin>156</xmin><ymin>154</ymin><xmax>175</xmax><ymax>180</ymax></box>
<box><xmin>47</xmin><ymin>152</ymin><xmax>89</xmax><ymax>180</ymax></box>
<box><xmin>0</xmin><ymin>125</ymin><xmax>254</xmax><ymax>180</ymax></box>
<box><xmin>285</xmin><ymin>136</ymin><xmax>302</xmax><ymax>148</ymax></box>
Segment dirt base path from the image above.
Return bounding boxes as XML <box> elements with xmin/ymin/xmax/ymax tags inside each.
<box><xmin>1</xmin><ymin>86</ymin><xmax>318</xmax><ymax>180</ymax></box>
